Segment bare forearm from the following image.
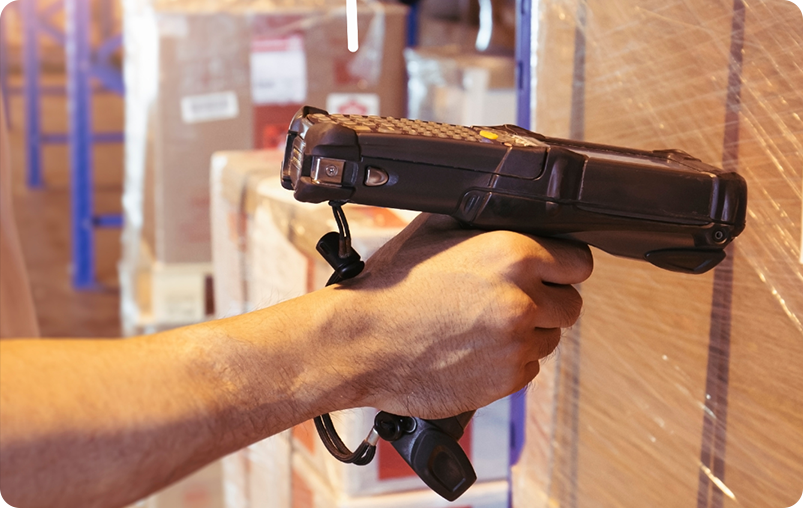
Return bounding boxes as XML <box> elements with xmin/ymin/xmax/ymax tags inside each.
<box><xmin>0</xmin><ymin>287</ymin><xmax>367</xmax><ymax>508</ymax></box>
<box><xmin>0</xmin><ymin>215</ymin><xmax>593</xmax><ymax>508</ymax></box>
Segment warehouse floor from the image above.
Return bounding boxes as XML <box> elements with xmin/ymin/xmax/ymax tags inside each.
<box><xmin>4</xmin><ymin>72</ymin><xmax>124</xmax><ymax>338</ymax></box>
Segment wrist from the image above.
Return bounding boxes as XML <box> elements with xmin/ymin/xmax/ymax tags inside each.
<box><xmin>285</xmin><ymin>285</ymin><xmax>384</xmax><ymax>414</ymax></box>
<box><xmin>197</xmin><ymin>285</ymin><xmax>381</xmax><ymax>444</ymax></box>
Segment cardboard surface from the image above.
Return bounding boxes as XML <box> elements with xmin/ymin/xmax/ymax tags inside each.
<box><xmin>123</xmin><ymin>1</ymin><xmax>408</xmax><ymax>331</ymax></box>
<box><xmin>153</xmin><ymin>13</ymin><xmax>253</xmax><ymax>264</ymax></box>
<box><xmin>210</xmin><ymin>150</ymin><xmax>284</xmax><ymax>319</ymax></box>
<box><xmin>124</xmin><ymin>1</ymin><xmax>408</xmax><ymax>271</ymax></box>
<box><xmin>512</xmin><ymin>1</ymin><xmax>803</xmax><ymax>507</ymax></box>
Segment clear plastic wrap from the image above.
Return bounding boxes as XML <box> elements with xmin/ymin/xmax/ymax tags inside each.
<box><xmin>512</xmin><ymin>1</ymin><xmax>803</xmax><ymax>507</ymax></box>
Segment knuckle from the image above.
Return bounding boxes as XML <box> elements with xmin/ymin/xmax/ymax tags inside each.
<box><xmin>527</xmin><ymin>360</ymin><xmax>541</xmax><ymax>380</ymax></box>
<box><xmin>574</xmin><ymin>245</ymin><xmax>594</xmax><ymax>281</ymax></box>
<box><xmin>539</xmin><ymin>240</ymin><xmax>594</xmax><ymax>283</ymax></box>
<box><xmin>560</xmin><ymin>287</ymin><xmax>584</xmax><ymax>326</ymax></box>
<box><xmin>485</xmin><ymin>231</ymin><xmax>535</xmax><ymax>261</ymax></box>
<box><xmin>537</xmin><ymin>328</ymin><xmax>562</xmax><ymax>358</ymax></box>
<box><xmin>557</xmin><ymin>244</ymin><xmax>593</xmax><ymax>282</ymax></box>
<box><xmin>491</xmin><ymin>363</ymin><xmax>523</xmax><ymax>398</ymax></box>
<box><xmin>516</xmin><ymin>361</ymin><xmax>541</xmax><ymax>392</ymax></box>
<box><xmin>498</xmin><ymin>293</ymin><xmax>537</xmax><ymax>335</ymax></box>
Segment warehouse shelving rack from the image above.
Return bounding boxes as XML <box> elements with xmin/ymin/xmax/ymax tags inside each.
<box><xmin>8</xmin><ymin>0</ymin><xmax>124</xmax><ymax>289</ymax></box>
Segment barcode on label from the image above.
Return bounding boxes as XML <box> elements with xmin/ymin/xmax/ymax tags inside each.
<box><xmin>181</xmin><ymin>92</ymin><xmax>239</xmax><ymax>124</ymax></box>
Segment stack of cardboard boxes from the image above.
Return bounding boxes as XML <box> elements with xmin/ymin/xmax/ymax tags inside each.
<box><xmin>405</xmin><ymin>47</ymin><xmax>517</xmax><ymax>127</ymax></box>
<box><xmin>512</xmin><ymin>1</ymin><xmax>803</xmax><ymax>506</ymax></box>
<box><xmin>120</xmin><ymin>0</ymin><xmax>408</xmax><ymax>334</ymax></box>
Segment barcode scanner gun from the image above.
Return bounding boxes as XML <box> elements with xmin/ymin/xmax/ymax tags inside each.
<box><xmin>281</xmin><ymin>106</ymin><xmax>747</xmax><ymax>501</ymax></box>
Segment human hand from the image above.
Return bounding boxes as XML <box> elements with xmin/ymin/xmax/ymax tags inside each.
<box><xmin>333</xmin><ymin>213</ymin><xmax>593</xmax><ymax>419</ymax></box>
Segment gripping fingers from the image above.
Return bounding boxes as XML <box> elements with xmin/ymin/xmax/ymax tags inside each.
<box><xmin>527</xmin><ymin>327</ymin><xmax>562</xmax><ymax>361</ymax></box>
<box><xmin>528</xmin><ymin>283</ymin><xmax>584</xmax><ymax>329</ymax></box>
<box><xmin>516</xmin><ymin>236</ymin><xmax>594</xmax><ymax>287</ymax></box>
<box><xmin>510</xmin><ymin>328</ymin><xmax>561</xmax><ymax>393</ymax></box>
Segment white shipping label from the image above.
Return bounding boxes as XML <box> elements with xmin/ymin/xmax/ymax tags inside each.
<box><xmin>157</xmin><ymin>14</ymin><xmax>188</xmax><ymax>38</ymax></box>
<box><xmin>251</xmin><ymin>35</ymin><xmax>307</xmax><ymax>105</ymax></box>
<box><xmin>181</xmin><ymin>91</ymin><xmax>239</xmax><ymax>124</ymax></box>
<box><xmin>326</xmin><ymin>93</ymin><xmax>380</xmax><ymax>116</ymax></box>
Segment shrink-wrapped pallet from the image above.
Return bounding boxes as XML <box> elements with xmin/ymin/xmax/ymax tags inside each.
<box><xmin>512</xmin><ymin>2</ymin><xmax>803</xmax><ymax>507</ymax></box>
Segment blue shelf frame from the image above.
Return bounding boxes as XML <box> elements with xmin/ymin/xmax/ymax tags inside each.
<box><xmin>17</xmin><ymin>0</ymin><xmax>124</xmax><ymax>289</ymax></box>
<box><xmin>21</xmin><ymin>0</ymin><xmax>66</xmax><ymax>188</ymax></box>
<box><xmin>508</xmin><ymin>0</ymin><xmax>534</xmax><ymax>476</ymax></box>
<box><xmin>66</xmin><ymin>0</ymin><xmax>125</xmax><ymax>288</ymax></box>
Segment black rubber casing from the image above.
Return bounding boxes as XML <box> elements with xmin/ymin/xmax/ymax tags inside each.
<box><xmin>282</xmin><ymin>107</ymin><xmax>747</xmax><ymax>274</ymax></box>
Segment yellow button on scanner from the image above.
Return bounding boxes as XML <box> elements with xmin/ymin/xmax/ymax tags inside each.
<box><xmin>479</xmin><ymin>130</ymin><xmax>499</xmax><ymax>140</ymax></box>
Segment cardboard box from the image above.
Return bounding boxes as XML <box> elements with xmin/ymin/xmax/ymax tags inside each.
<box><xmin>248</xmin><ymin>177</ymin><xmax>416</xmax><ymax>303</ymax></box>
<box><xmin>148</xmin><ymin>12</ymin><xmax>253</xmax><ymax>265</ymax></box>
<box><xmin>250</xmin><ymin>4</ymin><xmax>409</xmax><ymax>150</ymax></box>
<box><xmin>123</xmin><ymin>0</ymin><xmax>407</xmax><ymax>264</ymax></box>
<box><xmin>405</xmin><ymin>47</ymin><xmax>517</xmax><ymax>126</ymax></box>
<box><xmin>118</xmin><ymin>248</ymin><xmax>215</xmax><ymax>335</ymax></box>
<box><xmin>291</xmin><ymin>456</ymin><xmax>509</xmax><ymax>508</ymax></box>
<box><xmin>415</xmin><ymin>0</ymin><xmax>517</xmax><ymax>54</ymax></box>
<box><xmin>122</xmin><ymin>0</ymin><xmax>408</xmax><ymax>330</ymax></box>
<box><xmin>224</xmin><ymin>441</ymin><xmax>509</xmax><ymax>508</ymax></box>
<box><xmin>512</xmin><ymin>1</ymin><xmax>803</xmax><ymax>507</ymax></box>
<box><xmin>222</xmin><ymin>433</ymin><xmax>293</xmax><ymax>508</ymax></box>
<box><xmin>210</xmin><ymin>150</ymin><xmax>284</xmax><ymax>318</ymax></box>
<box><xmin>144</xmin><ymin>460</ymin><xmax>225</xmax><ymax>508</ymax></box>
<box><xmin>209</xmin><ymin>148</ymin><xmax>406</xmax><ymax>318</ymax></box>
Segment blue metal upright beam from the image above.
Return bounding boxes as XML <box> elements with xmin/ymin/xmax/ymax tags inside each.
<box><xmin>20</xmin><ymin>0</ymin><xmax>71</xmax><ymax>188</ymax></box>
<box><xmin>21</xmin><ymin>0</ymin><xmax>45</xmax><ymax>187</ymax></box>
<box><xmin>66</xmin><ymin>0</ymin><xmax>96</xmax><ymax>289</ymax></box>
<box><xmin>405</xmin><ymin>0</ymin><xmax>420</xmax><ymax>47</ymax></box>
<box><xmin>515</xmin><ymin>0</ymin><xmax>533</xmax><ymax>130</ymax></box>
<box><xmin>508</xmin><ymin>0</ymin><xmax>534</xmax><ymax>486</ymax></box>
<box><xmin>16</xmin><ymin>0</ymin><xmax>124</xmax><ymax>288</ymax></box>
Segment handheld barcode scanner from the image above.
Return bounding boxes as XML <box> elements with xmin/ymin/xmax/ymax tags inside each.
<box><xmin>281</xmin><ymin>106</ymin><xmax>747</xmax><ymax>500</ymax></box>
